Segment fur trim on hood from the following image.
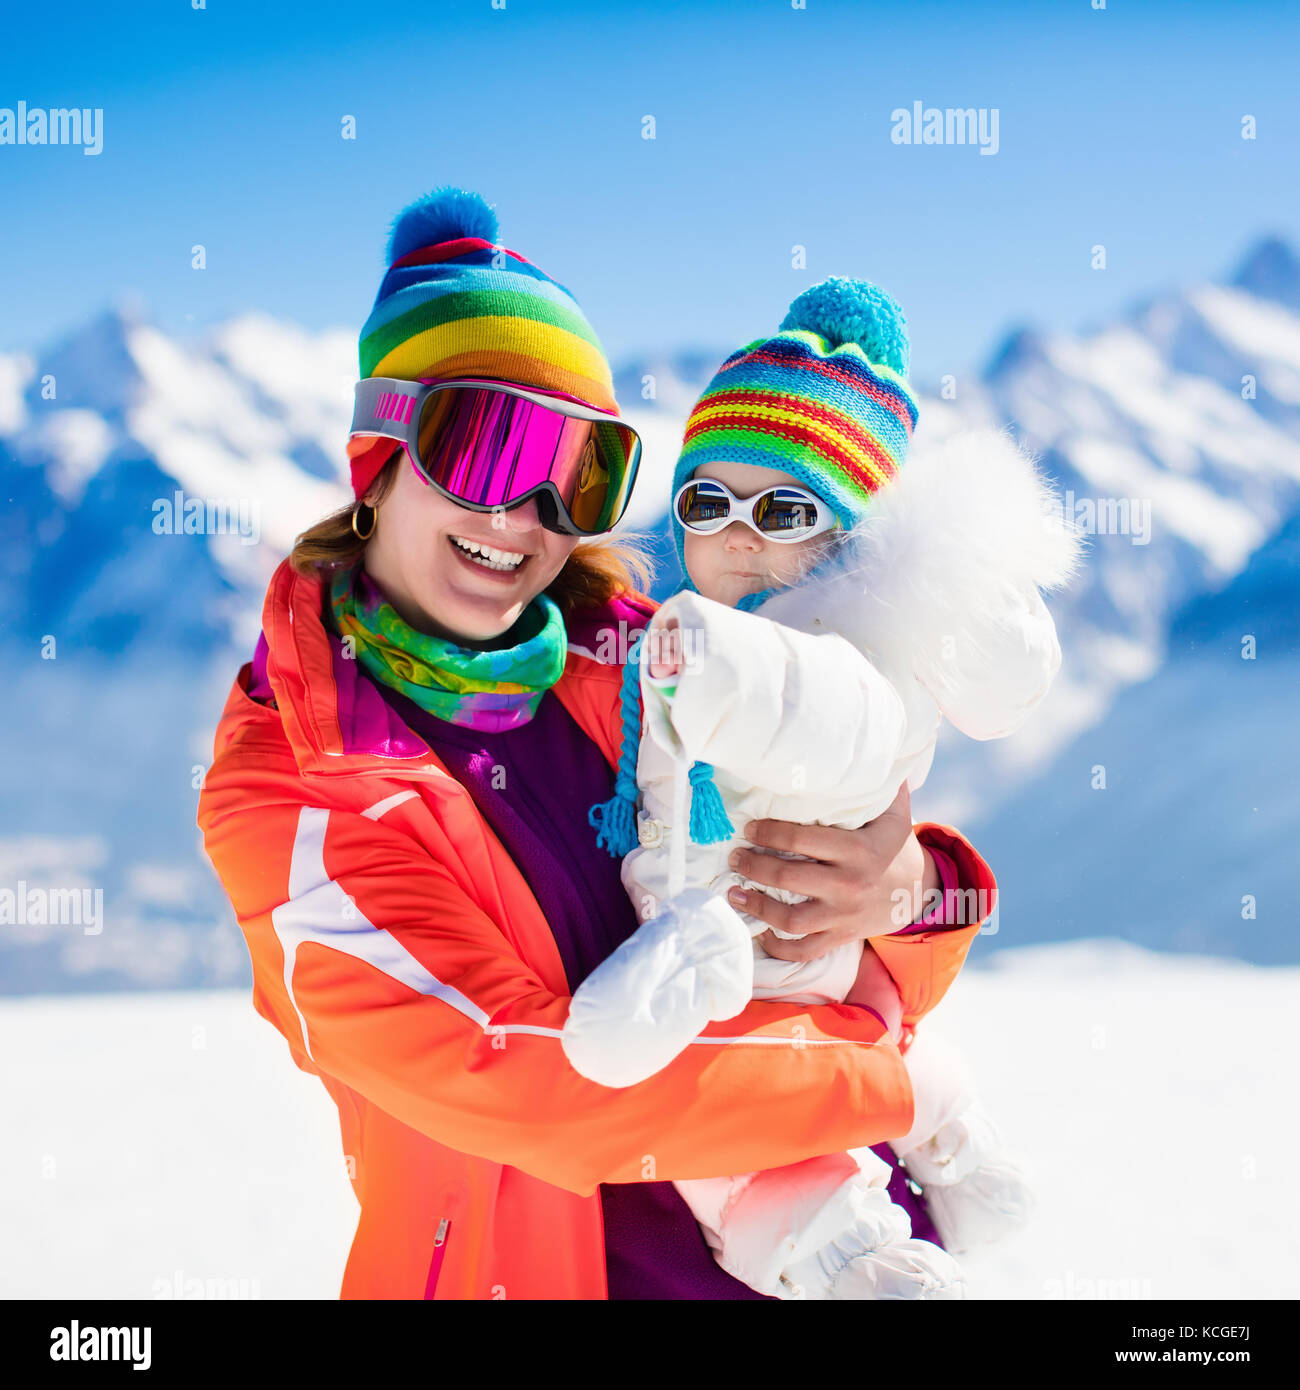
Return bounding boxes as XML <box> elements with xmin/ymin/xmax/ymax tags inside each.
<box><xmin>755</xmin><ymin>428</ymin><xmax>1086</xmax><ymax>742</ymax></box>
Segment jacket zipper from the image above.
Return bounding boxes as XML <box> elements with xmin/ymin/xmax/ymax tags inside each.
<box><xmin>424</xmin><ymin>1217</ymin><xmax>451</xmax><ymax>1299</ymax></box>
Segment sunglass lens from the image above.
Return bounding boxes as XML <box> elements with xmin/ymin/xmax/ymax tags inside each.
<box><xmin>677</xmin><ymin>480</ymin><xmax>732</xmax><ymax>530</ymax></box>
<box><xmin>755</xmin><ymin>488</ymin><xmax>822</xmax><ymax>536</ymax></box>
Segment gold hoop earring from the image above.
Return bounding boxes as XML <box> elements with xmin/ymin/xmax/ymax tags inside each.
<box><xmin>351</xmin><ymin>500</ymin><xmax>377</xmax><ymax>540</ymax></box>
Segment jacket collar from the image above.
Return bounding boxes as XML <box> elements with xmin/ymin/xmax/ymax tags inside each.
<box><xmin>247</xmin><ymin>557</ymin><xmax>653</xmax><ymax>781</ymax></box>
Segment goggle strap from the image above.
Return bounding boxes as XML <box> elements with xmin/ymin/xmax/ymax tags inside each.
<box><xmin>352</xmin><ymin>376</ymin><xmax>629</xmax><ymax>435</ymax></box>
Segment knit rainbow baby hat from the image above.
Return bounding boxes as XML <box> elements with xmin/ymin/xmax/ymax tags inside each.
<box><xmin>348</xmin><ymin>185</ymin><xmax>618</xmax><ymax>499</ymax></box>
<box><xmin>669</xmin><ymin>276</ymin><xmax>921</xmax><ymax>593</ymax></box>
<box><xmin>589</xmin><ymin>277</ymin><xmax>921</xmax><ymax>860</ymax></box>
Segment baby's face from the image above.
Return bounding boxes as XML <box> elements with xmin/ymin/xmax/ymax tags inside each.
<box><xmin>682</xmin><ymin>461</ymin><xmax>839</xmax><ymax>607</ymax></box>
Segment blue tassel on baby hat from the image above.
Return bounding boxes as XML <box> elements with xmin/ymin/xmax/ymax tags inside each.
<box><xmin>586</xmin><ymin>586</ymin><xmax>791</xmax><ymax>856</ymax></box>
<box><xmin>686</xmin><ymin>762</ymin><xmax>734</xmax><ymax>843</ymax></box>
<box><xmin>587</xmin><ymin>623</ymin><xmax>748</xmax><ymax>856</ymax></box>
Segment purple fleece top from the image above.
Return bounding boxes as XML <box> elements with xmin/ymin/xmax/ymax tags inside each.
<box><xmin>248</xmin><ymin>606</ymin><xmax>954</xmax><ymax>1300</ymax></box>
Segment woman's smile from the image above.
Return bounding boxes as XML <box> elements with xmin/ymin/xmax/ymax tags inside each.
<box><xmin>447</xmin><ymin>532</ymin><xmax>534</xmax><ymax>577</ymax></box>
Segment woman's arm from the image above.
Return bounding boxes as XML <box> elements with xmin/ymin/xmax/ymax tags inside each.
<box><xmin>731</xmin><ymin>786</ymin><xmax>996</xmax><ymax>1035</ymax></box>
<box><xmin>872</xmin><ymin>822</ymin><xmax>996</xmax><ymax>1036</ymax></box>
<box><xmin>198</xmin><ymin>759</ymin><xmax>917</xmax><ymax>1200</ymax></box>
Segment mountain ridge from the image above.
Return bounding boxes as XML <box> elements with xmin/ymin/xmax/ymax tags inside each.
<box><xmin>4</xmin><ymin>233</ymin><xmax>1299</xmax><ymax>990</ymax></box>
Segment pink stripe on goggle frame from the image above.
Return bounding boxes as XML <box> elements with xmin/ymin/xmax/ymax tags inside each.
<box><xmin>372</xmin><ymin>390</ymin><xmax>417</xmax><ymax>425</ymax></box>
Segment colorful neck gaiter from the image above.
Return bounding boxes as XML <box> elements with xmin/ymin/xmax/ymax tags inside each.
<box><xmin>327</xmin><ymin>560</ymin><xmax>569</xmax><ymax>732</ymax></box>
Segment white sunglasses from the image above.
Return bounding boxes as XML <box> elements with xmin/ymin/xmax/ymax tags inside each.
<box><xmin>672</xmin><ymin>477</ymin><xmax>840</xmax><ymax>544</ymax></box>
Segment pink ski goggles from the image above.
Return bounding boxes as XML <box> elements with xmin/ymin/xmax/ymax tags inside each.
<box><xmin>349</xmin><ymin>376</ymin><xmax>643</xmax><ymax>536</ymax></box>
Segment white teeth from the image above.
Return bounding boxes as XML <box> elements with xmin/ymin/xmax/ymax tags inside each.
<box><xmin>451</xmin><ymin>535</ymin><xmax>526</xmax><ymax>571</ymax></box>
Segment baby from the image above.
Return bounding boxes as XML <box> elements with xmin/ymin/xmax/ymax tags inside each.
<box><xmin>563</xmin><ymin>278</ymin><xmax>1081</xmax><ymax>1299</ymax></box>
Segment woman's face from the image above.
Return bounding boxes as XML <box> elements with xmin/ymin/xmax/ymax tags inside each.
<box><xmin>362</xmin><ymin>451</ymin><xmax>580</xmax><ymax>645</ymax></box>
<box><xmin>682</xmin><ymin>460</ymin><xmax>838</xmax><ymax>607</ymax></box>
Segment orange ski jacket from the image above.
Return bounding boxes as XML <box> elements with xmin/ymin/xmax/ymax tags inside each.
<box><xmin>197</xmin><ymin>557</ymin><xmax>996</xmax><ymax>1299</ymax></box>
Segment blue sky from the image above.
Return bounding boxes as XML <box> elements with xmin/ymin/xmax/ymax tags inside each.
<box><xmin>2</xmin><ymin>0</ymin><xmax>1297</xmax><ymax>387</ymax></box>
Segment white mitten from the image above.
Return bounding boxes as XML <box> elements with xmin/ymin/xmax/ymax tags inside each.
<box><xmin>902</xmin><ymin>1106</ymin><xmax>1037</xmax><ymax>1254</ymax></box>
<box><xmin>794</xmin><ymin>1237</ymin><xmax>969</xmax><ymax>1301</ymax></box>
<box><xmin>779</xmin><ymin>1183</ymin><xmax>967</xmax><ymax>1301</ymax></box>
<box><xmin>561</xmin><ymin>887</ymin><xmax>754</xmax><ymax>1088</ymax></box>
<box><xmin>678</xmin><ymin>1148</ymin><xmax>897</xmax><ymax>1297</ymax></box>
<box><xmin>899</xmin><ymin>1104</ymin><xmax>1009</xmax><ymax>1187</ymax></box>
<box><xmin>889</xmin><ymin>1027</ymin><xmax>1036</xmax><ymax>1254</ymax></box>
<box><xmin>924</xmin><ymin>1155</ymin><xmax>1035</xmax><ymax>1254</ymax></box>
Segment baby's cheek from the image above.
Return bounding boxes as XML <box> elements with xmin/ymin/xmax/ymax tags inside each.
<box><xmin>682</xmin><ymin>530</ymin><xmax>714</xmax><ymax>593</ymax></box>
<box><xmin>789</xmin><ymin>534</ymin><xmax>838</xmax><ymax>584</ymax></box>
<box><xmin>761</xmin><ymin>542</ymin><xmax>807</xmax><ymax>587</ymax></box>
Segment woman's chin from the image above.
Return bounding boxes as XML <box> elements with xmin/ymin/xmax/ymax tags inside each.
<box><xmin>432</xmin><ymin>572</ymin><xmax>533</xmax><ymax>640</ymax></box>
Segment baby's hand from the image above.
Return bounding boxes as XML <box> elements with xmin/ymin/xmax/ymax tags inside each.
<box><xmin>646</xmin><ymin>616</ymin><xmax>683</xmax><ymax>680</ymax></box>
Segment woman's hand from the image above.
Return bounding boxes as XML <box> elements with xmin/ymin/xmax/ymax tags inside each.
<box><xmin>726</xmin><ymin>784</ymin><xmax>940</xmax><ymax>961</ymax></box>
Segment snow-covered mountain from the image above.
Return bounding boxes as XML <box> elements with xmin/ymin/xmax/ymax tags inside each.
<box><xmin>972</xmin><ymin>501</ymin><xmax>1300</xmax><ymax>964</ymax></box>
<box><xmin>911</xmin><ymin>239</ymin><xmax>1300</xmax><ymax>820</ymax></box>
<box><xmin>0</xmin><ymin>307</ymin><xmax>361</xmax><ymax>995</ymax></box>
<box><xmin>905</xmin><ymin>238</ymin><xmax>1300</xmax><ymax>967</ymax></box>
<box><xmin>1</xmin><ymin>304</ymin><xmax>357</xmax><ymax>654</ymax></box>
<box><xmin>3</xmin><ymin>235</ymin><xmax>1299</xmax><ymax>992</ymax></box>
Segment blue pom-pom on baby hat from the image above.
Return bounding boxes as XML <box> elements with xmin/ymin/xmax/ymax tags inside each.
<box><xmin>779</xmin><ymin>276</ymin><xmax>911</xmax><ymax>377</ymax></box>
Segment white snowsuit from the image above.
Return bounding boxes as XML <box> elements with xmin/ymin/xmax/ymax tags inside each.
<box><xmin>562</xmin><ymin>429</ymin><xmax>1082</xmax><ymax>1297</ymax></box>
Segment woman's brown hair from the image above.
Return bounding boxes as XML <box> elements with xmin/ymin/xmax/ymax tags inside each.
<box><xmin>289</xmin><ymin>447</ymin><xmax>659</xmax><ymax>621</ymax></box>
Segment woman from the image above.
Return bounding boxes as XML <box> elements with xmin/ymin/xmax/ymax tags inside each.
<box><xmin>196</xmin><ymin>186</ymin><xmax>998</xmax><ymax>1300</ymax></box>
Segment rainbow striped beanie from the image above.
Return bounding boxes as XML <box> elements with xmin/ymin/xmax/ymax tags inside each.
<box><xmin>349</xmin><ymin>186</ymin><xmax>617</xmax><ymax>498</ymax></box>
<box><xmin>669</xmin><ymin>277</ymin><xmax>921</xmax><ymax>591</ymax></box>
